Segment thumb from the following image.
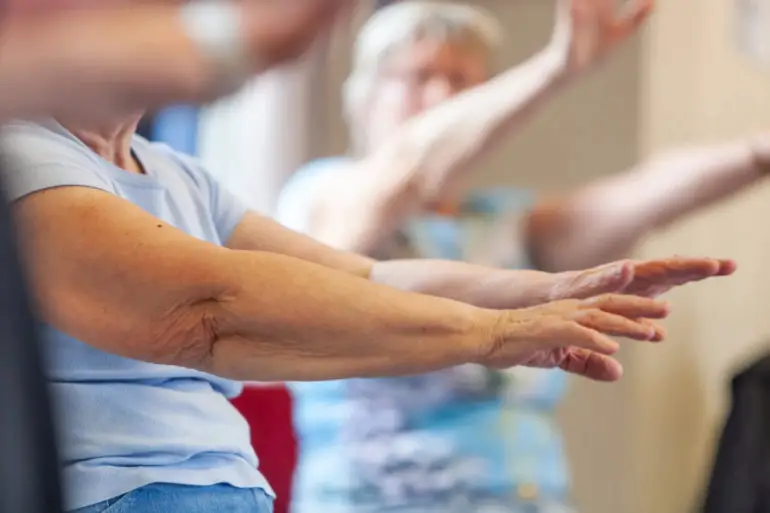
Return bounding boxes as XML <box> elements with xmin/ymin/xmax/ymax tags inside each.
<box><xmin>550</xmin><ymin>261</ymin><xmax>634</xmax><ymax>300</ymax></box>
<box><xmin>559</xmin><ymin>349</ymin><xmax>624</xmax><ymax>381</ymax></box>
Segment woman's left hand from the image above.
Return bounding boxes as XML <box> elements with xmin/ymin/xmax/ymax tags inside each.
<box><xmin>548</xmin><ymin>257</ymin><xmax>737</xmax><ymax>300</ymax></box>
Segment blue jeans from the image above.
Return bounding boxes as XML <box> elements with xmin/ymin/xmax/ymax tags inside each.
<box><xmin>70</xmin><ymin>483</ymin><xmax>274</xmax><ymax>513</ymax></box>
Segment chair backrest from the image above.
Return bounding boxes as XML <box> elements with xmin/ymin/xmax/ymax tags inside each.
<box><xmin>232</xmin><ymin>385</ymin><xmax>297</xmax><ymax>513</ymax></box>
<box><xmin>701</xmin><ymin>352</ymin><xmax>770</xmax><ymax>513</ymax></box>
<box><xmin>0</xmin><ymin>177</ymin><xmax>63</xmax><ymax>513</ymax></box>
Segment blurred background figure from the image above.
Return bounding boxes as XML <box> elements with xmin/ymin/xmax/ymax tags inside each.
<box><xmin>274</xmin><ymin>1</ymin><xmax>770</xmax><ymax>512</ymax></box>
<box><xmin>0</xmin><ymin>0</ymin><xmax>352</xmax><ymax>123</ymax></box>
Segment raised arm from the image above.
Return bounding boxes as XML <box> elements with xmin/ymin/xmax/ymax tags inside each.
<box><xmin>12</xmin><ymin>186</ymin><xmax>677</xmax><ymax>383</ymax></box>
<box><xmin>228</xmin><ymin>210</ymin><xmax>733</xmax><ymax>310</ymax></box>
<box><xmin>527</xmin><ymin>135</ymin><xmax>770</xmax><ymax>272</ymax></box>
<box><xmin>304</xmin><ymin>0</ymin><xmax>653</xmax><ymax>254</ymax></box>
<box><xmin>0</xmin><ymin>1</ymin><xmax>344</xmax><ymax>121</ymax></box>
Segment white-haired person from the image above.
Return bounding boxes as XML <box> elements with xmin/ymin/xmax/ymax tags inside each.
<box><xmin>275</xmin><ymin>1</ymin><xmax>768</xmax><ymax>512</ymax></box>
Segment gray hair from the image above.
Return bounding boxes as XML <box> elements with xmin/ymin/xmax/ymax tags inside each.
<box><xmin>343</xmin><ymin>1</ymin><xmax>504</xmax><ymax>147</ymax></box>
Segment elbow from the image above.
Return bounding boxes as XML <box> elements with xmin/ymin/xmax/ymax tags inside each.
<box><xmin>529</xmin><ymin>217</ymin><xmax>643</xmax><ymax>272</ymax></box>
<box><xmin>144</xmin><ymin>299</ymin><xmax>224</xmax><ymax>373</ymax></box>
<box><xmin>525</xmin><ymin>204</ymin><xmax>575</xmax><ymax>272</ymax></box>
<box><xmin>41</xmin><ymin>293</ymin><xmax>228</xmax><ymax>374</ymax></box>
<box><xmin>528</xmin><ymin>195</ymin><xmax>654</xmax><ymax>271</ymax></box>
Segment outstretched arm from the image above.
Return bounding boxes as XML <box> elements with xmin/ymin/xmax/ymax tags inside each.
<box><xmin>230</xmin><ymin>210</ymin><xmax>732</xmax><ymax>309</ymax></box>
<box><xmin>12</xmin><ymin>186</ymin><xmax>671</xmax><ymax>383</ymax></box>
<box><xmin>0</xmin><ymin>1</ymin><xmax>345</xmax><ymax>121</ymax></box>
<box><xmin>527</xmin><ymin>136</ymin><xmax>770</xmax><ymax>271</ymax></box>
<box><xmin>304</xmin><ymin>0</ymin><xmax>653</xmax><ymax>254</ymax></box>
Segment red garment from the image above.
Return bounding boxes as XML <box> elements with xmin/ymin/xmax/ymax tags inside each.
<box><xmin>231</xmin><ymin>385</ymin><xmax>297</xmax><ymax>513</ymax></box>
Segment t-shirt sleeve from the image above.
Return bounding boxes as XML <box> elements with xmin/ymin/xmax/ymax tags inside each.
<box><xmin>0</xmin><ymin>128</ymin><xmax>112</xmax><ymax>203</ymax></box>
<box><xmin>160</xmin><ymin>146</ymin><xmax>248</xmax><ymax>243</ymax></box>
<box><xmin>205</xmin><ymin>173</ymin><xmax>248</xmax><ymax>243</ymax></box>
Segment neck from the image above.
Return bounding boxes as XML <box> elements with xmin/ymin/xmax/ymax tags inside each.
<box><xmin>63</xmin><ymin>117</ymin><xmax>143</xmax><ymax>173</ymax></box>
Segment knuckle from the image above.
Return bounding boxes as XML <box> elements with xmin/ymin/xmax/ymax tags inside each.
<box><xmin>581</xmin><ymin>294</ymin><xmax>612</xmax><ymax>309</ymax></box>
<box><xmin>565</xmin><ymin>320</ymin><xmax>587</xmax><ymax>336</ymax></box>
<box><xmin>597</xmin><ymin>293</ymin><xmax>622</xmax><ymax>304</ymax></box>
<box><xmin>575</xmin><ymin>308</ymin><xmax>602</xmax><ymax>324</ymax></box>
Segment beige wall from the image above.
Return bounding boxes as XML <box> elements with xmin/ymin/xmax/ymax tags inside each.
<box><xmin>632</xmin><ymin>1</ymin><xmax>770</xmax><ymax>513</ymax></box>
<box><xmin>312</xmin><ymin>2</ymin><xmax>770</xmax><ymax>513</ymax></box>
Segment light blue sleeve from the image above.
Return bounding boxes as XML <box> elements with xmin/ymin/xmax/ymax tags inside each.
<box><xmin>153</xmin><ymin>142</ymin><xmax>248</xmax><ymax>244</ymax></box>
<box><xmin>0</xmin><ymin>123</ymin><xmax>113</xmax><ymax>202</ymax></box>
<box><xmin>274</xmin><ymin>157</ymin><xmax>348</xmax><ymax>233</ymax></box>
<box><xmin>204</xmin><ymin>172</ymin><xmax>248</xmax><ymax>243</ymax></box>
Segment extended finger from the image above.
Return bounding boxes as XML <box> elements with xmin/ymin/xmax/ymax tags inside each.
<box><xmin>633</xmin><ymin>257</ymin><xmax>722</xmax><ymax>282</ymax></box>
<box><xmin>638</xmin><ymin>318</ymin><xmax>666</xmax><ymax>342</ymax></box>
<box><xmin>574</xmin><ymin>309</ymin><xmax>660</xmax><ymax>341</ymax></box>
<box><xmin>628</xmin><ymin>257</ymin><xmax>736</xmax><ymax>296</ymax></box>
<box><xmin>580</xmin><ymin>294</ymin><xmax>670</xmax><ymax>319</ymax></box>
<box><xmin>559</xmin><ymin>348</ymin><xmax>624</xmax><ymax>381</ymax></box>
<box><xmin>672</xmin><ymin>258</ymin><xmax>736</xmax><ymax>281</ymax></box>
<box><xmin>715</xmin><ymin>259</ymin><xmax>737</xmax><ymax>276</ymax></box>
<box><xmin>550</xmin><ymin>260</ymin><xmax>634</xmax><ymax>300</ymax></box>
<box><xmin>560</xmin><ymin>324</ymin><xmax>620</xmax><ymax>355</ymax></box>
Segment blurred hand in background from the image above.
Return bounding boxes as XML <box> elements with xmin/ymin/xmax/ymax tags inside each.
<box><xmin>551</xmin><ymin>0</ymin><xmax>654</xmax><ymax>79</ymax></box>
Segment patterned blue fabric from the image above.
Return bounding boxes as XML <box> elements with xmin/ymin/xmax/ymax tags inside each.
<box><xmin>276</xmin><ymin>159</ymin><xmax>572</xmax><ymax>513</ymax></box>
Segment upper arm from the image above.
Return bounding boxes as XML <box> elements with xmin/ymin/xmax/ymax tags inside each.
<box><xmin>526</xmin><ymin>188</ymin><xmax>640</xmax><ymax>272</ymax></box>
<box><xmin>524</xmin><ymin>197</ymin><xmax>571</xmax><ymax>272</ymax></box>
<box><xmin>11</xmin><ymin>182</ymin><xmax>231</xmax><ymax>367</ymax></box>
<box><xmin>226</xmin><ymin>210</ymin><xmax>374</xmax><ymax>278</ymax></box>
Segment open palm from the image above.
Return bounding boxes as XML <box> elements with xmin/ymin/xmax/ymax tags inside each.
<box><xmin>551</xmin><ymin>0</ymin><xmax>654</xmax><ymax>75</ymax></box>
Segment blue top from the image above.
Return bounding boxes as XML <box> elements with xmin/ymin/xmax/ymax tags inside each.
<box><xmin>150</xmin><ymin>105</ymin><xmax>200</xmax><ymax>155</ymax></box>
<box><xmin>0</xmin><ymin>121</ymin><xmax>273</xmax><ymax>511</ymax></box>
<box><xmin>276</xmin><ymin>158</ymin><xmax>571</xmax><ymax>513</ymax></box>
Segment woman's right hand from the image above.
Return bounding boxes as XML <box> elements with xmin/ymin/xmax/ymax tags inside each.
<box><xmin>477</xmin><ymin>294</ymin><xmax>670</xmax><ymax>381</ymax></box>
